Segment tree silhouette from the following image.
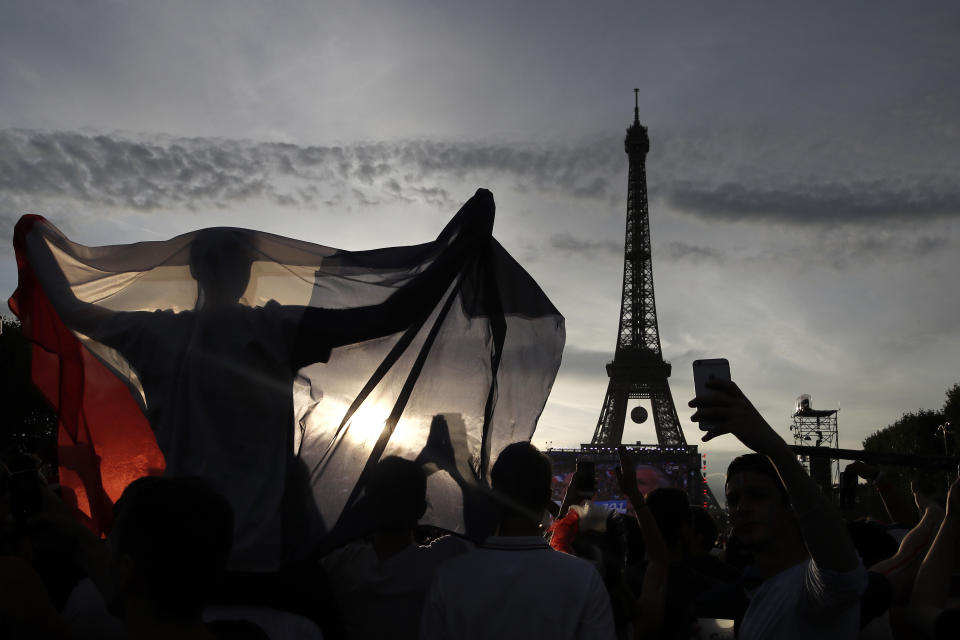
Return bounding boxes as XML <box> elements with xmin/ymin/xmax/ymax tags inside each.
<box><xmin>0</xmin><ymin>316</ymin><xmax>57</xmax><ymax>463</ymax></box>
<box><xmin>862</xmin><ymin>383</ymin><xmax>959</xmax><ymax>459</ymax></box>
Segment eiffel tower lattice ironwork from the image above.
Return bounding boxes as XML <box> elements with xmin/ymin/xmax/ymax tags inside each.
<box><xmin>591</xmin><ymin>91</ymin><xmax>686</xmax><ymax>448</ymax></box>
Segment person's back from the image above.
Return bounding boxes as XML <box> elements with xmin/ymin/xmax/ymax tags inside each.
<box><xmin>422</xmin><ymin>537</ymin><xmax>612</xmax><ymax>640</ymax></box>
<box><xmin>419</xmin><ymin>442</ymin><xmax>615</xmax><ymax>640</ymax></box>
<box><xmin>100</xmin><ymin>303</ymin><xmax>310</xmax><ymax>571</ymax></box>
<box><xmin>323</xmin><ymin>457</ymin><xmax>470</xmax><ymax>640</ymax></box>
<box><xmin>328</xmin><ymin>535</ymin><xmax>468</xmax><ymax>640</ymax></box>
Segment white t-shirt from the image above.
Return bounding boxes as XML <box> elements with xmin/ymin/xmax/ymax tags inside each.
<box><xmin>420</xmin><ymin>535</ymin><xmax>616</xmax><ymax>640</ymax></box>
<box><xmin>739</xmin><ymin>558</ymin><xmax>868</xmax><ymax>640</ymax></box>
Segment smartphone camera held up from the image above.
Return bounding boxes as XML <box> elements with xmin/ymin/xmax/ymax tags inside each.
<box><xmin>692</xmin><ymin>358</ymin><xmax>731</xmax><ymax>432</ymax></box>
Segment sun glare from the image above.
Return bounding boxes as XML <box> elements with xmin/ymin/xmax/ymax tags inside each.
<box><xmin>345</xmin><ymin>402</ymin><xmax>392</xmax><ymax>447</ymax></box>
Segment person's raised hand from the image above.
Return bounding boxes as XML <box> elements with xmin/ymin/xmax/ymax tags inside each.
<box><xmin>688</xmin><ymin>378</ymin><xmax>787</xmax><ymax>457</ymax></box>
<box><xmin>946</xmin><ymin>476</ymin><xmax>960</xmax><ymax>519</ymax></box>
<box><xmin>455</xmin><ymin>188</ymin><xmax>495</xmax><ymax>240</ymax></box>
<box><xmin>911</xmin><ymin>479</ymin><xmax>944</xmax><ymax>515</ymax></box>
<box><xmin>615</xmin><ymin>445</ymin><xmax>644</xmax><ymax>507</ymax></box>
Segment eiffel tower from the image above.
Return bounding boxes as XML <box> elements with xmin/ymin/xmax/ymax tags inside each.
<box><xmin>591</xmin><ymin>91</ymin><xmax>686</xmax><ymax>448</ymax></box>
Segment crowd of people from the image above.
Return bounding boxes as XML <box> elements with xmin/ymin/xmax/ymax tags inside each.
<box><xmin>1</xmin><ymin>378</ymin><xmax>959</xmax><ymax>639</ymax></box>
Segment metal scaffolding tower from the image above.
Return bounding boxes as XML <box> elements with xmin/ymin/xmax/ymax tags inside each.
<box><xmin>790</xmin><ymin>394</ymin><xmax>840</xmax><ymax>490</ymax></box>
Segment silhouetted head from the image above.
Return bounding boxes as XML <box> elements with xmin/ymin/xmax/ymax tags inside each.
<box><xmin>689</xmin><ymin>506</ymin><xmax>719</xmax><ymax>554</ymax></box>
<box><xmin>846</xmin><ymin>519</ymin><xmax>898</xmax><ymax>567</ymax></box>
<box><xmin>646</xmin><ymin>487</ymin><xmax>691</xmax><ymax>546</ymax></box>
<box><xmin>109</xmin><ymin>476</ymin><xmax>234</xmax><ymax>622</ymax></box>
<box><xmin>726</xmin><ymin>454</ymin><xmax>788</xmax><ymax>504</ymax></box>
<box><xmin>367</xmin><ymin>456</ymin><xmax>427</xmax><ymax>532</ymax></box>
<box><xmin>189</xmin><ymin>228</ymin><xmax>256</xmax><ymax>309</ymax></box>
<box><xmin>490</xmin><ymin>442</ymin><xmax>552</xmax><ymax>521</ymax></box>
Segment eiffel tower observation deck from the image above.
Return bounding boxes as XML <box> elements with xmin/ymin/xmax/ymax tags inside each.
<box><xmin>591</xmin><ymin>91</ymin><xmax>686</xmax><ymax>448</ymax></box>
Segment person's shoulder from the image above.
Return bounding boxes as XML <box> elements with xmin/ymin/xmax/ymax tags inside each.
<box><xmin>425</xmin><ymin>548</ymin><xmax>477</xmax><ymax>594</ymax></box>
<box><xmin>483</xmin><ymin>536</ymin><xmax>603</xmax><ymax>577</ymax></box>
<box><xmin>321</xmin><ymin>541</ymin><xmax>377</xmax><ymax>576</ymax></box>
<box><xmin>422</xmin><ymin>534</ymin><xmax>474</xmax><ymax>557</ymax></box>
<box><xmin>258</xmin><ymin>300</ymin><xmax>313</xmax><ymax>330</ymax></box>
<box><xmin>98</xmin><ymin>307</ymin><xmax>190</xmax><ymax>339</ymax></box>
<box><xmin>430</xmin><ymin>537</ymin><xmax>524</xmax><ymax>575</ymax></box>
<box><xmin>323</xmin><ymin>540</ymin><xmax>375</xmax><ymax>561</ymax></box>
<box><xmin>244</xmin><ymin>299</ymin><xmax>291</xmax><ymax>318</ymax></box>
<box><xmin>547</xmin><ymin>545</ymin><xmax>607</xmax><ymax>574</ymax></box>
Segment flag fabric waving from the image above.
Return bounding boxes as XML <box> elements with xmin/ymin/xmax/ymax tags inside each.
<box><xmin>9</xmin><ymin>189</ymin><xmax>565</xmax><ymax>570</ymax></box>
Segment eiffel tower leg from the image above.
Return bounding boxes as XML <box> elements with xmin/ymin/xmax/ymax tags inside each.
<box><xmin>650</xmin><ymin>387</ymin><xmax>686</xmax><ymax>447</ymax></box>
<box><xmin>591</xmin><ymin>380</ymin><xmax>629</xmax><ymax>446</ymax></box>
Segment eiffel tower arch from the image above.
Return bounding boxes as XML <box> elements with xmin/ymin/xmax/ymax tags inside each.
<box><xmin>591</xmin><ymin>90</ymin><xmax>686</xmax><ymax>448</ymax></box>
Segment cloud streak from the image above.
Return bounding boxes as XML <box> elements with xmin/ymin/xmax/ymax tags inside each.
<box><xmin>549</xmin><ymin>233</ymin><xmax>622</xmax><ymax>257</ymax></box>
<box><xmin>3</xmin><ymin>129</ymin><xmax>960</xmax><ymax>231</ymax></box>
<box><xmin>663</xmin><ymin>242</ymin><xmax>726</xmax><ymax>264</ymax></box>
<box><xmin>0</xmin><ymin>130</ymin><xmax>624</xmax><ymax>215</ymax></box>
<box><xmin>661</xmin><ymin>177</ymin><xmax>960</xmax><ymax>225</ymax></box>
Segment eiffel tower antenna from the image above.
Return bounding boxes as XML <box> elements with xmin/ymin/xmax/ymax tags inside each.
<box><xmin>591</xmin><ymin>93</ymin><xmax>686</xmax><ymax>447</ymax></box>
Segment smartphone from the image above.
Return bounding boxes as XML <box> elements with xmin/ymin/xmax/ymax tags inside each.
<box><xmin>575</xmin><ymin>459</ymin><xmax>595</xmax><ymax>477</ymax></box>
<box><xmin>692</xmin><ymin>358</ymin><xmax>731</xmax><ymax>432</ymax></box>
<box><xmin>574</xmin><ymin>459</ymin><xmax>596</xmax><ymax>497</ymax></box>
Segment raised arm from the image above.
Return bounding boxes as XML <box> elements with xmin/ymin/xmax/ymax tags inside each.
<box><xmin>295</xmin><ymin>189</ymin><xmax>495</xmax><ymax>356</ymax></box>
<box><xmin>616</xmin><ymin>446</ymin><xmax>669</xmax><ymax>564</ymax></box>
<box><xmin>616</xmin><ymin>446</ymin><xmax>669</xmax><ymax>639</ymax></box>
<box><xmin>690</xmin><ymin>379</ymin><xmax>860</xmax><ymax>572</ymax></box>
<box><xmin>871</xmin><ymin>502</ymin><xmax>942</xmax><ymax>603</ymax></box>
<box><xmin>910</xmin><ymin>476</ymin><xmax>960</xmax><ymax>609</ymax></box>
<box><xmin>15</xmin><ymin>216</ymin><xmax>115</xmax><ymax>338</ymax></box>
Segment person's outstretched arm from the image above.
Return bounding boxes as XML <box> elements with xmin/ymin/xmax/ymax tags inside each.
<box><xmin>910</xmin><ymin>476</ymin><xmax>960</xmax><ymax>609</ymax></box>
<box><xmin>17</xmin><ymin>219</ymin><xmax>115</xmax><ymax>338</ymax></box>
<box><xmin>690</xmin><ymin>379</ymin><xmax>860</xmax><ymax>573</ymax></box>
<box><xmin>616</xmin><ymin>446</ymin><xmax>669</xmax><ymax>639</ymax></box>
<box><xmin>616</xmin><ymin>446</ymin><xmax>669</xmax><ymax>566</ymax></box>
<box><xmin>871</xmin><ymin>503</ymin><xmax>942</xmax><ymax>603</ymax></box>
<box><xmin>295</xmin><ymin>189</ymin><xmax>494</xmax><ymax>358</ymax></box>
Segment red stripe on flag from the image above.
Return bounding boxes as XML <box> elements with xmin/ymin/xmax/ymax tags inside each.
<box><xmin>10</xmin><ymin>215</ymin><xmax>165</xmax><ymax>536</ymax></box>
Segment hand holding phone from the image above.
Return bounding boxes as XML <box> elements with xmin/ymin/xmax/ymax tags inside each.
<box><xmin>692</xmin><ymin>358</ymin><xmax>731</xmax><ymax>432</ymax></box>
<box><xmin>689</xmin><ymin>374</ymin><xmax>787</xmax><ymax>455</ymax></box>
<box><xmin>573</xmin><ymin>459</ymin><xmax>596</xmax><ymax>498</ymax></box>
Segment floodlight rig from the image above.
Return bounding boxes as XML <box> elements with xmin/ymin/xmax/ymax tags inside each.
<box><xmin>790</xmin><ymin>394</ymin><xmax>840</xmax><ymax>490</ymax></box>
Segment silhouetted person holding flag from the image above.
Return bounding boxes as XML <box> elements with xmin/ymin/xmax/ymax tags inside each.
<box><xmin>13</xmin><ymin>190</ymin><xmax>498</xmax><ymax>571</ymax></box>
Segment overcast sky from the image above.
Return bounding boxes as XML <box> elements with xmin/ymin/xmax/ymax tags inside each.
<box><xmin>3</xmin><ymin>1</ymin><xmax>959</xmax><ymax>493</ymax></box>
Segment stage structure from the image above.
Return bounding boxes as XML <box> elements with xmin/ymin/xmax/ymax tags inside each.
<box><xmin>545</xmin><ymin>445</ymin><xmax>707</xmax><ymax>514</ymax></box>
<box><xmin>586</xmin><ymin>91</ymin><xmax>719</xmax><ymax>512</ymax></box>
<box><xmin>790</xmin><ymin>394</ymin><xmax>839</xmax><ymax>492</ymax></box>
